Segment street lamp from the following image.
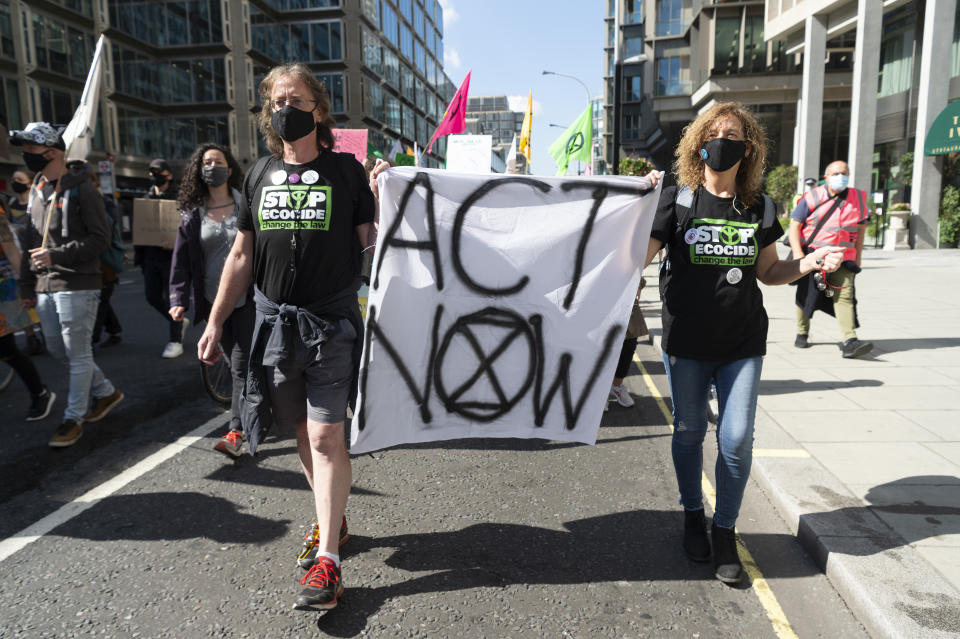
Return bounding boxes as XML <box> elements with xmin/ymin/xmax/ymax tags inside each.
<box><xmin>541</xmin><ymin>70</ymin><xmax>592</xmax><ymax>109</ymax></box>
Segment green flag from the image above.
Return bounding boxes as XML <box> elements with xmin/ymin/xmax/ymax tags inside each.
<box><xmin>367</xmin><ymin>141</ymin><xmax>384</xmax><ymax>159</ymax></box>
<box><xmin>548</xmin><ymin>105</ymin><xmax>592</xmax><ymax>176</ymax></box>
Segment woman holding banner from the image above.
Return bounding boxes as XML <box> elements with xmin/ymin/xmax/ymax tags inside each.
<box><xmin>169</xmin><ymin>143</ymin><xmax>251</xmax><ymax>459</ymax></box>
<box><xmin>642</xmin><ymin>102</ymin><xmax>844</xmax><ymax>584</ymax></box>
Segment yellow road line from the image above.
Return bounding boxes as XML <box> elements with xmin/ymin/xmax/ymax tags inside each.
<box><xmin>633</xmin><ymin>353</ymin><xmax>800</xmax><ymax>639</ymax></box>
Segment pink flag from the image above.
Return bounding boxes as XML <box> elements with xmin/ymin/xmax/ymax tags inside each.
<box><xmin>426</xmin><ymin>71</ymin><xmax>471</xmax><ymax>154</ymax></box>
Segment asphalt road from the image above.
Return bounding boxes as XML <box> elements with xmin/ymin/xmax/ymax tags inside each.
<box><xmin>0</xmin><ymin>272</ymin><xmax>870</xmax><ymax>638</ymax></box>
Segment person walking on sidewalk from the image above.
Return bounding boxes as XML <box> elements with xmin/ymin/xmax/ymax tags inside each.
<box><xmin>641</xmin><ymin>102</ymin><xmax>845</xmax><ymax>584</ymax></box>
<box><xmin>136</xmin><ymin>158</ymin><xmax>187</xmax><ymax>359</ymax></box>
<box><xmin>6</xmin><ymin>168</ymin><xmax>46</xmax><ymax>355</ymax></box>
<box><xmin>169</xmin><ymin>142</ymin><xmax>253</xmax><ymax>459</ymax></box>
<box><xmin>90</xmin><ymin>170</ymin><xmax>124</xmax><ymax>349</ymax></box>
<box><xmin>788</xmin><ymin>161</ymin><xmax>872</xmax><ymax>358</ymax></box>
<box><xmin>197</xmin><ymin>63</ymin><xmax>382</xmax><ymax>612</ymax></box>
<box><xmin>10</xmin><ymin>122</ymin><xmax>123</xmax><ymax>448</ymax></box>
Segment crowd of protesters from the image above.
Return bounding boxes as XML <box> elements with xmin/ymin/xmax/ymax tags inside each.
<box><xmin>1</xmin><ymin>61</ymin><xmax>872</xmax><ymax>610</ymax></box>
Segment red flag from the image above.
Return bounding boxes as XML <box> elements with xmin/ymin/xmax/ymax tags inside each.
<box><xmin>427</xmin><ymin>71</ymin><xmax>471</xmax><ymax>154</ymax></box>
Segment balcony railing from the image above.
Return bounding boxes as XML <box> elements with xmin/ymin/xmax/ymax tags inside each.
<box><xmin>655</xmin><ymin>79</ymin><xmax>692</xmax><ymax>96</ymax></box>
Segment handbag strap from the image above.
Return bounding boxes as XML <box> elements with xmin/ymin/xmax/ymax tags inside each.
<box><xmin>802</xmin><ymin>193</ymin><xmax>845</xmax><ymax>251</ymax></box>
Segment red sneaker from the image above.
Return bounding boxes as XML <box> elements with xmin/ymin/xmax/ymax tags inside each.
<box><xmin>213</xmin><ymin>430</ymin><xmax>244</xmax><ymax>458</ymax></box>
<box><xmin>294</xmin><ymin>556</ymin><xmax>343</xmax><ymax>611</ymax></box>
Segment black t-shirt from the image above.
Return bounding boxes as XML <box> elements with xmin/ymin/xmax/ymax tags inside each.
<box><xmin>650</xmin><ymin>186</ymin><xmax>784</xmax><ymax>361</ymax></box>
<box><xmin>237</xmin><ymin>151</ymin><xmax>375</xmax><ymax>305</ymax></box>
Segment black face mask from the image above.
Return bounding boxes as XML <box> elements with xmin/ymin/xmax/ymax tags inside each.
<box><xmin>201</xmin><ymin>165</ymin><xmax>229</xmax><ymax>187</ymax></box>
<box><xmin>11</xmin><ymin>181</ymin><xmax>29</xmax><ymax>194</ymax></box>
<box><xmin>22</xmin><ymin>151</ymin><xmax>50</xmax><ymax>173</ymax></box>
<box><xmin>151</xmin><ymin>173</ymin><xmax>169</xmax><ymax>187</ymax></box>
<box><xmin>699</xmin><ymin>138</ymin><xmax>747</xmax><ymax>173</ymax></box>
<box><xmin>271</xmin><ymin>105</ymin><xmax>317</xmax><ymax>143</ymax></box>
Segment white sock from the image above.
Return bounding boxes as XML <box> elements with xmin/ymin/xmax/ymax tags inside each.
<box><xmin>318</xmin><ymin>552</ymin><xmax>340</xmax><ymax>568</ymax></box>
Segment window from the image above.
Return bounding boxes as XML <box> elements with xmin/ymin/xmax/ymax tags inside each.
<box><xmin>624</xmin><ymin>73</ymin><xmax>642</xmax><ymax>101</ymax></box>
<box><xmin>0</xmin><ymin>75</ymin><xmax>21</xmax><ymax>132</ymax></box>
<box><xmin>656</xmin><ymin>56</ymin><xmax>689</xmax><ymax>95</ymax></box>
<box><xmin>415</xmin><ymin>76</ymin><xmax>426</xmax><ymax>111</ymax></box>
<box><xmin>656</xmin><ymin>0</ymin><xmax>683</xmax><ymax>37</ymax></box>
<box><xmin>384</xmin><ymin>48</ymin><xmax>400</xmax><ymax>88</ymax></box>
<box><xmin>426</xmin><ymin>56</ymin><xmax>436</xmax><ymax>90</ymax></box>
<box><xmin>47</xmin><ymin>0</ymin><xmax>93</xmax><ymax>17</ymax></box>
<box><xmin>953</xmin><ymin>6</ymin><xmax>960</xmax><ymax>77</ymax></box>
<box><xmin>624</xmin><ymin>0</ymin><xmax>642</xmax><ymax>24</ymax></box>
<box><xmin>414</xmin><ymin>41</ymin><xmax>425</xmax><ymax>72</ymax></box>
<box><xmin>414</xmin><ymin>4</ymin><xmax>425</xmax><ymax>39</ymax></box>
<box><xmin>112</xmin><ymin>44</ymin><xmax>227</xmax><ymax>104</ymax></box>
<box><xmin>399</xmin><ymin>0</ymin><xmax>412</xmax><ymax>22</ymax></box>
<box><xmin>743</xmin><ymin>14</ymin><xmax>766</xmax><ymax>73</ymax></box>
<box><xmin>309</xmin><ymin>21</ymin><xmax>342</xmax><ymax>61</ymax></box>
<box><xmin>714</xmin><ymin>17</ymin><xmax>740</xmax><ymax>75</ymax></box>
<box><xmin>363</xmin><ymin>78</ymin><xmax>383</xmax><ymax>122</ymax></box>
<box><xmin>385</xmin><ymin>93</ymin><xmax>402</xmax><ymax>132</ymax></box>
<box><xmin>416</xmin><ymin>115</ymin><xmax>427</xmax><ymax>146</ymax></box>
<box><xmin>624</xmin><ymin>36</ymin><xmax>643</xmax><ymax>60</ymax></box>
<box><xmin>400</xmin><ymin>24</ymin><xmax>413</xmax><ymax>60</ymax></box>
<box><xmin>363</xmin><ymin>26</ymin><xmax>382</xmax><ymax>75</ymax></box>
<box><xmin>425</xmin><ymin>27</ymin><xmax>435</xmax><ymax>55</ymax></box>
<box><xmin>361</xmin><ymin>0</ymin><xmax>379</xmax><ymax>27</ymax></box>
<box><xmin>264</xmin><ymin>0</ymin><xmax>340</xmax><ymax>9</ymax></box>
<box><xmin>316</xmin><ymin>72</ymin><xmax>345</xmax><ymax>113</ymax></box>
<box><xmin>32</xmin><ymin>14</ymin><xmax>95</xmax><ymax>80</ymax></box>
<box><xmin>402</xmin><ymin>103</ymin><xmax>415</xmax><ymax>138</ymax></box>
<box><xmin>109</xmin><ymin>0</ymin><xmax>222</xmax><ymax>46</ymax></box>
<box><xmin>0</xmin><ymin>1</ymin><xmax>14</xmax><ymax>59</ymax></box>
<box><xmin>435</xmin><ymin>1</ymin><xmax>443</xmax><ymax>35</ymax></box>
<box><xmin>382</xmin><ymin>2</ymin><xmax>399</xmax><ymax>47</ymax></box>
<box><xmin>401</xmin><ymin>65</ymin><xmax>415</xmax><ymax>103</ymax></box>
<box><xmin>117</xmin><ymin>107</ymin><xmax>229</xmax><ymax>159</ymax></box>
<box><xmin>878</xmin><ymin>14</ymin><xmax>914</xmax><ymax>97</ymax></box>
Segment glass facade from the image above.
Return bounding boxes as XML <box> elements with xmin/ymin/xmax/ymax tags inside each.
<box><xmin>878</xmin><ymin>13</ymin><xmax>914</xmax><ymax>98</ymax></box>
<box><xmin>33</xmin><ymin>14</ymin><xmax>97</xmax><ymax>80</ymax></box>
<box><xmin>109</xmin><ymin>0</ymin><xmax>223</xmax><ymax>46</ymax></box>
<box><xmin>0</xmin><ymin>74</ymin><xmax>20</xmax><ymax>132</ymax></box>
<box><xmin>250</xmin><ymin>12</ymin><xmax>342</xmax><ymax>62</ymax></box>
<box><xmin>656</xmin><ymin>0</ymin><xmax>683</xmax><ymax>37</ymax></box>
<box><xmin>263</xmin><ymin>0</ymin><xmax>341</xmax><ymax>9</ymax></box>
<box><xmin>656</xmin><ymin>56</ymin><xmax>688</xmax><ymax>96</ymax></box>
<box><xmin>117</xmin><ymin>107</ymin><xmax>228</xmax><ymax>159</ymax></box>
<box><xmin>0</xmin><ymin>1</ymin><xmax>14</xmax><ymax>59</ymax></box>
<box><xmin>316</xmin><ymin>72</ymin><xmax>345</xmax><ymax>113</ymax></box>
<box><xmin>714</xmin><ymin>17</ymin><xmax>740</xmax><ymax>75</ymax></box>
<box><xmin>112</xmin><ymin>45</ymin><xmax>227</xmax><ymax>103</ymax></box>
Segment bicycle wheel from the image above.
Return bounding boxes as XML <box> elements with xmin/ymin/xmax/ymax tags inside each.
<box><xmin>200</xmin><ymin>350</ymin><xmax>233</xmax><ymax>406</ymax></box>
<box><xmin>0</xmin><ymin>363</ymin><xmax>14</xmax><ymax>392</ymax></box>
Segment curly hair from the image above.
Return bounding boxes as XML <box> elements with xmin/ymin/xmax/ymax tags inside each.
<box><xmin>177</xmin><ymin>143</ymin><xmax>244</xmax><ymax>212</ymax></box>
<box><xmin>673</xmin><ymin>102</ymin><xmax>767</xmax><ymax>207</ymax></box>
<box><xmin>258</xmin><ymin>63</ymin><xmax>336</xmax><ymax>157</ymax></box>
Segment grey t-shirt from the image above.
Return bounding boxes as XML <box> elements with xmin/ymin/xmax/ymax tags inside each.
<box><xmin>200</xmin><ymin>206</ymin><xmax>242</xmax><ymax>307</ymax></box>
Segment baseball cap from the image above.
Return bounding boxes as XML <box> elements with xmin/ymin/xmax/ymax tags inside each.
<box><xmin>9</xmin><ymin>122</ymin><xmax>66</xmax><ymax>151</ymax></box>
<box><xmin>149</xmin><ymin>158</ymin><xmax>171</xmax><ymax>173</ymax></box>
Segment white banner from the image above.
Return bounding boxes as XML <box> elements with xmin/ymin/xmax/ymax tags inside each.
<box><xmin>350</xmin><ymin>168</ymin><xmax>660</xmax><ymax>454</ymax></box>
<box><xmin>445</xmin><ymin>135</ymin><xmax>493</xmax><ymax>174</ymax></box>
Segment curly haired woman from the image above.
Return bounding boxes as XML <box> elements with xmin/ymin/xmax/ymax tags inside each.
<box><xmin>642</xmin><ymin>103</ymin><xmax>845</xmax><ymax>584</ymax></box>
<box><xmin>168</xmin><ymin>143</ymin><xmax>253</xmax><ymax>458</ymax></box>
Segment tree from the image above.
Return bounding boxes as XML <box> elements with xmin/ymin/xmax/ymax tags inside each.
<box><xmin>765</xmin><ymin>165</ymin><xmax>799</xmax><ymax>215</ymax></box>
<box><xmin>619</xmin><ymin>156</ymin><xmax>655</xmax><ymax>177</ymax></box>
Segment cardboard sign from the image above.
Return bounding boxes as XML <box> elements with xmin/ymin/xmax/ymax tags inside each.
<box><xmin>445</xmin><ymin>135</ymin><xmax>493</xmax><ymax>174</ymax></box>
<box><xmin>132</xmin><ymin>199</ymin><xmax>180</xmax><ymax>247</ymax></box>
<box><xmin>332</xmin><ymin>129</ymin><xmax>369</xmax><ymax>164</ymax></box>
<box><xmin>350</xmin><ymin>168</ymin><xmax>659</xmax><ymax>453</ymax></box>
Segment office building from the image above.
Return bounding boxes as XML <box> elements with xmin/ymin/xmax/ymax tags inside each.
<box><xmin>603</xmin><ymin>0</ymin><xmax>959</xmax><ymax>247</ymax></box>
<box><xmin>0</xmin><ymin>0</ymin><xmax>453</xmax><ymax>196</ymax></box>
<box><xmin>465</xmin><ymin>95</ymin><xmax>523</xmax><ymax>172</ymax></box>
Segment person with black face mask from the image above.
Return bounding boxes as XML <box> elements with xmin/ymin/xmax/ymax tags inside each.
<box><xmin>195</xmin><ymin>63</ymin><xmax>388</xmax><ymax>613</ymax></box>
<box><xmin>135</xmin><ymin>157</ymin><xmax>186</xmax><ymax>358</ymax></box>
<box><xmin>5</xmin><ymin>167</ymin><xmax>46</xmax><ymax>355</ymax></box>
<box><xmin>169</xmin><ymin>143</ymin><xmax>253</xmax><ymax>458</ymax></box>
<box><xmin>640</xmin><ymin>103</ymin><xmax>845</xmax><ymax>585</ymax></box>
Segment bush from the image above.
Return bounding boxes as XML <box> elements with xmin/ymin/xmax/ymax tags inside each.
<box><xmin>619</xmin><ymin>156</ymin><xmax>655</xmax><ymax>177</ymax></box>
<box><xmin>765</xmin><ymin>165</ymin><xmax>799</xmax><ymax>215</ymax></box>
<box><xmin>940</xmin><ymin>185</ymin><xmax>960</xmax><ymax>246</ymax></box>
<box><xmin>898</xmin><ymin>152</ymin><xmax>914</xmax><ymax>187</ymax></box>
<box><xmin>889</xmin><ymin>202</ymin><xmax>911</xmax><ymax>212</ymax></box>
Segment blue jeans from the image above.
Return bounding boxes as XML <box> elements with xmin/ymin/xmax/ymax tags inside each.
<box><xmin>36</xmin><ymin>290</ymin><xmax>116</xmax><ymax>423</ymax></box>
<box><xmin>662</xmin><ymin>352</ymin><xmax>763</xmax><ymax>529</ymax></box>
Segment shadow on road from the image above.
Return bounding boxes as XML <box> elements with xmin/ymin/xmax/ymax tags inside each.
<box><xmin>50</xmin><ymin>491</ymin><xmax>290</xmax><ymax>543</ymax></box>
<box><xmin>315</xmin><ymin>509</ymin><xmax>819</xmax><ymax>637</ymax></box>
<box><xmin>759</xmin><ymin>378</ymin><xmax>883</xmax><ymax>394</ymax></box>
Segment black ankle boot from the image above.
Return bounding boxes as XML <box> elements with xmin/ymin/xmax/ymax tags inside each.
<box><xmin>711</xmin><ymin>523</ymin><xmax>743</xmax><ymax>584</ymax></box>
<box><xmin>683</xmin><ymin>509</ymin><xmax>711</xmax><ymax>562</ymax></box>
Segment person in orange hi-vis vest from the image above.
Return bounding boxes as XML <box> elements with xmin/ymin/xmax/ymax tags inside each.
<box><xmin>788</xmin><ymin>161</ymin><xmax>873</xmax><ymax>359</ymax></box>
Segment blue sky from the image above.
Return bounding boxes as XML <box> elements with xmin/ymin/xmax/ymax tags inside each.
<box><xmin>438</xmin><ymin>0</ymin><xmax>603</xmax><ymax>176</ymax></box>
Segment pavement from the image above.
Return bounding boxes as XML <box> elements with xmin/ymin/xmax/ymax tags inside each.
<box><xmin>638</xmin><ymin>246</ymin><xmax>960</xmax><ymax>639</ymax></box>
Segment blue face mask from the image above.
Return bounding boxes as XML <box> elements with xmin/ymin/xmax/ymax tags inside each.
<box><xmin>827</xmin><ymin>174</ymin><xmax>849</xmax><ymax>191</ymax></box>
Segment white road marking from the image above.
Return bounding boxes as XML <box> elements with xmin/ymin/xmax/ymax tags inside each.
<box><xmin>0</xmin><ymin>414</ymin><xmax>224</xmax><ymax>564</ymax></box>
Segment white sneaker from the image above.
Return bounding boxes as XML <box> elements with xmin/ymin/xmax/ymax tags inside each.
<box><xmin>161</xmin><ymin>342</ymin><xmax>184</xmax><ymax>358</ymax></box>
<box><xmin>609</xmin><ymin>384</ymin><xmax>635</xmax><ymax>408</ymax></box>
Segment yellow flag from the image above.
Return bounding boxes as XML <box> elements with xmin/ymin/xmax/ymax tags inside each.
<box><xmin>518</xmin><ymin>91</ymin><xmax>533</xmax><ymax>168</ymax></box>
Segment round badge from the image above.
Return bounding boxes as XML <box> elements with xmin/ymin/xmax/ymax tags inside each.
<box><xmin>288</xmin><ymin>173</ymin><xmax>300</xmax><ymax>184</ymax></box>
<box><xmin>270</xmin><ymin>170</ymin><xmax>287</xmax><ymax>185</ymax></box>
<box><xmin>684</xmin><ymin>228</ymin><xmax>699</xmax><ymax>244</ymax></box>
<box><xmin>726</xmin><ymin>267</ymin><xmax>743</xmax><ymax>285</ymax></box>
<box><xmin>302</xmin><ymin>170</ymin><xmax>319</xmax><ymax>185</ymax></box>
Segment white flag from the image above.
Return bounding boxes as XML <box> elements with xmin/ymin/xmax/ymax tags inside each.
<box><xmin>388</xmin><ymin>139</ymin><xmax>403</xmax><ymax>162</ymax></box>
<box><xmin>63</xmin><ymin>35</ymin><xmax>106</xmax><ymax>162</ymax></box>
<box><xmin>505</xmin><ymin>134</ymin><xmax>518</xmax><ymax>173</ymax></box>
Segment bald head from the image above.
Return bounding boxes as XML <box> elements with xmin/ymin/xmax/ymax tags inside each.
<box><xmin>824</xmin><ymin>161</ymin><xmax>848</xmax><ymax>179</ymax></box>
<box><xmin>824</xmin><ymin>161</ymin><xmax>850</xmax><ymax>195</ymax></box>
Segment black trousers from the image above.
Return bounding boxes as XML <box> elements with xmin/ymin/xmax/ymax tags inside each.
<box><xmin>0</xmin><ymin>333</ymin><xmax>44</xmax><ymax>397</ymax></box>
<box><xmin>142</xmin><ymin>255</ymin><xmax>182</xmax><ymax>343</ymax></box>
<box><xmin>615</xmin><ymin>337</ymin><xmax>639</xmax><ymax>380</ymax></box>
<box><xmin>218</xmin><ymin>301</ymin><xmax>255</xmax><ymax>432</ymax></box>
<box><xmin>92</xmin><ymin>280</ymin><xmax>122</xmax><ymax>343</ymax></box>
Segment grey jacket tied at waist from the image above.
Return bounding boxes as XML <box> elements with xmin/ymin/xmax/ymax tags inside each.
<box><xmin>242</xmin><ymin>283</ymin><xmax>364</xmax><ymax>454</ymax></box>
